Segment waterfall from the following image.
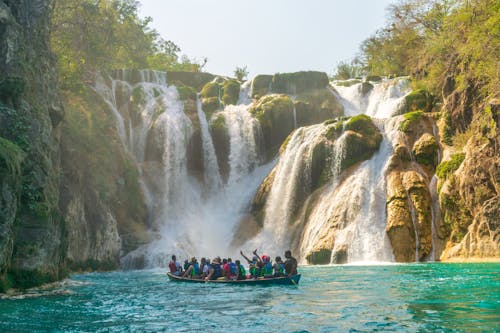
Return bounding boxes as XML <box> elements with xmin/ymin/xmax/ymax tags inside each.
<box><xmin>252</xmin><ymin>78</ymin><xmax>411</xmax><ymax>263</ymax></box>
<box><xmin>196</xmin><ymin>94</ymin><xmax>223</xmax><ymax>193</ymax></box>
<box><xmin>332</xmin><ymin>77</ymin><xmax>410</xmax><ymax>118</ymax></box>
<box><xmin>95</xmin><ymin>72</ymin><xmax>273</xmax><ymax>266</ymax></box>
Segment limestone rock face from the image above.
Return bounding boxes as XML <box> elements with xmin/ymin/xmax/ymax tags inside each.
<box><xmin>0</xmin><ymin>0</ymin><xmax>66</xmax><ymax>289</ymax></box>
<box><xmin>250</xmin><ymin>94</ymin><xmax>295</xmax><ymax>161</ymax></box>
<box><xmin>386</xmin><ymin>170</ymin><xmax>433</xmax><ymax>262</ymax></box>
<box><xmin>294</xmin><ymin>88</ymin><xmax>343</xmax><ymax>127</ymax></box>
<box><xmin>439</xmin><ymin>104</ymin><xmax>500</xmax><ymax>259</ymax></box>
<box><xmin>385</xmin><ymin>114</ymin><xmax>438</xmax><ymax>262</ymax></box>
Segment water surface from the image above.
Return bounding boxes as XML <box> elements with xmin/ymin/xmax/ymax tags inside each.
<box><xmin>0</xmin><ymin>263</ymin><xmax>498</xmax><ymax>332</ymax></box>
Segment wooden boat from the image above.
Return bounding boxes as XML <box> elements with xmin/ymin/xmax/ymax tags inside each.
<box><xmin>167</xmin><ymin>272</ymin><xmax>301</xmax><ymax>285</ymax></box>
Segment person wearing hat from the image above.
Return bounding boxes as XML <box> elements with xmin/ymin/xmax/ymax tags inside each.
<box><xmin>182</xmin><ymin>257</ymin><xmax>200</xmax><ymax>279</ymax></box>
<box><xmin>205</xmin><ymin>257</ymin><xmax>223</xmax><ymax>281</ymax></box>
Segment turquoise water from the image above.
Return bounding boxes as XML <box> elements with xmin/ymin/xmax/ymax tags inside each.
<box><xmin>0</xmin><ymin>263</ymin><xmax>498</xmax><ymax>332</ymax></box>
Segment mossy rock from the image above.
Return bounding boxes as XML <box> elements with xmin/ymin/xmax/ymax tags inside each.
<box><xmin>167</xmin><ymin>71</ymin><xmax>216</xmax><ymax>91</ymax></box>
<box><xmin>413</xmin><ymin>133</ymin><xmax>438</xmax><ymax>167</ymax></box>
<box><xmin>209</xmin><ymin>114</ymin><xmax>230</xmax><ymax>182</ymax></box>
<box><xmin>294</xmin><ymin>88</ymin><xmax>344</xmax><ymax>127</ymax></box>
<box><xmin>222</xmin><ymin>79</ymin><xmax>240</xmax><ymax>105</ymax></box>
<box><xmin>324</xmin><ymin>115</ymin><xmax>382</xmax><ymax>171</ymax></box>
<box><xmin>310</xmin><ymin>141</ymin><xmax>329</xmax><ymax>190</ymax></box>
<box><xmin>344</xmin><ymin>114</ymin><xmax>379</xmax><ymax>137</ymax></box>
<box><xmin>399</xmin><ymin>111</ymin><xmax>424</xmax><ymax>132</ymax></box>
<box><xmin>0</xmin><ymin>137</ymin><xmax>25</xmax><ymax>178</ymax></box>
<box><xmin>0</xmin><ymin>77</ymin><xmax>25</xmax><ymax>105</ymax></box>
<box><xmin>5</xmin><ymin>268</ymin><xmax>63</xmax><ymax>290</ymax></box>
<box><xmin>272</xmin><ymin>71</ymin><xmax>329</xmax><ymax>95</ymax></box>
<box><xmin>250</xmin><ymin>94</ymin><xmax>295</xmax><ymax>160</ymax></box>
<box><xmin>200</xmin><ymin>81</ymin><xmax>222</xmax><ymax>99</ymax></box>
<box><xmin>305</xmin><ymin>248</ymin><xmax>332</xmax><ymax>265</ymax></box>
<box><xmin>176</xmin><ymin>85</ymin><xmax>197</xmax><ymax>101</ymax></box>
<box><xmin>401</xmin><ymin>89</ymin><xmax>434</xmax><ymax>114</ymax></box>
<box><xmin>252</xmin><ymin>75</ymin><xmax>273</xmax><ymax>99</ymax></box>
<box><xmin>360</xmin><ymin>82</ymin><xmax>374</xmax><ymax>95</ymax></box>
<box><xmin>201</xmin><ymin>97</ymin><xmax>221</xmax><ymax>116</ymax></box>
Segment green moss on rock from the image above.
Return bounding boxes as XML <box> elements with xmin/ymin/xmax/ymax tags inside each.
<box><xmin>0</xmin><ymin>137</ymin><xmax>25</xmax><ymax>178</ymax></box>
<box><xmin>294</xmin><ymin>88</ymin><xmax>344</xmax><ymax>126</ymax></box>
<box><xmin>250</xmin><ymin>94</ymin><xmax>295</xmax><ymax>159</ymax></box>
<box><xmin>401</xmin><ymin>89</ymin><xmax>434</xmax><ymax>114</ymax></box>
<box><xmin>200</xmin><ymin>81</ymin><xmax>222</xmax><ymax>99</ymax></box>
<box><xmin>222</xmin><ymin>79</ymin><xmax>240</xmax><ymax>105</ymax></box>
<box><xmin>272</xmin><ymin>71</ymin><xmax>329</xmax><ymax>95</ymax></box>
<box><xmin>166</xmin><ymin>71</ymin><xmax>216</xmax><ymax>91</ymax></box>
<box><xmin>399</xmin><ymin>111</ymin><xmax>424</xmax><ymax>132</ymax></box>
<box><xmin>201</xmin><ymin>96</ymin><xmax>221</xmax><ymax>116</ymax></box>
<box><xmin>436</xmin><ymin>153</ymin><xmax>465</xmax><ymax>179</ymax></box>
<box><xmin>251</xmin><ymin>75</ymin><xmax>273</xmax><ymax>99</ymax></box>
<box><xmin>413</xmin><ymin>133</ymin><xmax>438</xmax><ymax>167</ymax></box>
<box><xmin>176</xmin><ymin>85</ymin><xmax>197</xmax><ymax>101</ymax></box>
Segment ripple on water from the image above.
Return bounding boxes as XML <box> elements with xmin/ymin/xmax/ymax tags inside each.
<box><xmin>0</xmin><ymin>263</ymin><xmax>498</xmax><ymax>332</ymax></box>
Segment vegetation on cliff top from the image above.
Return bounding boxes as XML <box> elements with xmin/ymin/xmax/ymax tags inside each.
<box><xmin>51</xmin><ymin>0</ymin><xmax>204</xmax><ymax>91</ymax></box>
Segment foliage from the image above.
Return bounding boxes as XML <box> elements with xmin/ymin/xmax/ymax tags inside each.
<box><xmin>358</xmin><ymin>0</ymin><xmax>499</xmax><ymax>98</ymax></box>
<box><xmin>436</xmin><ymin>153</ymin><xmax>465</xmax><ymax>179</ymax></box>
<box><xmin>0</xmin><ymin>137</ymin><xmax>25</xmax><ymax>178</ymax></box>
<box><xmin>234</xmin><ymin>66</ymin><xmax>249</xmax><ymax>81</ymax></box>
<box><xmin>332</xmin><ymin>59</ymin><xmax>364</xmax><ymax>80</ymax></box>
<box><xmin>51</xmin><ymin>0</ymin><xmax>204</xmax><ymax>91</ymax></box>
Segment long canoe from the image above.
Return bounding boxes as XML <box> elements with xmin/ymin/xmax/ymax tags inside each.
<box><xmin>166</xmin><ymin>272</ymin><xmax>301</xmax><ymax>285</ymax></box>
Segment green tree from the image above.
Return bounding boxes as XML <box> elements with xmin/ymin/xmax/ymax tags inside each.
<box><xmin>51</xmin><ymin>0</ymin><xmax>204</xmax><ymax>91</ymax></box>
<box><xmin>233</xmin><ymin>66</ymin><xmax>249</xmax><ymax>81</ymax></box>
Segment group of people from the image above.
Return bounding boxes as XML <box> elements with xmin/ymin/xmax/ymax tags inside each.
<box><xmin>168</xmin><ymin>249</ymin><xmax>298</xmax><ymax>281</ymax></box>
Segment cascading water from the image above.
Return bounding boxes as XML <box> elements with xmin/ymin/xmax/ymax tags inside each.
<box><xmin>249</xmin><ymin>78</ymin><xmax>413</xmax><ymax>263</ymax></box>
<box><xmin>95</xmin><ymin>71</ymin><xmax>273</xmax><ymax>267</ymax></box>
<box><xmin>196</xmin><ymin>94</ymin><xmax>223</xmax><ymax>193</ymax></box>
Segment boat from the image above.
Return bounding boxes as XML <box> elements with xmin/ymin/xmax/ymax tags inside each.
<box><xmin>166</xmin><ymin>272</ymin><xmax>301</xmax><ymax>285</ymax></box>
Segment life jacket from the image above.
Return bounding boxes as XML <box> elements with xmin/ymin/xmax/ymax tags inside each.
<box><xmin>238</xmin><ymin>265</ymin><xmax>246</xmax><ymax>276</ymax></box>
<box><xmin>261</xmin><ymin>262</ymin><xmax>273</xmax><ymax>276</ymax></box>
<box><xmin>278</xmin><ymin>262</ymin><xmax>285</xmax><ymax>274</ymax></box>
<box><xmin>191</xmin><ymin>262</ymin><xmax>200</xmax><ymax>276</ymax></box>
<box><xmin>212</xmin><ymin>263</ymin><xmax>222</xmax><ymax>278</ymax></box>
<box><xmin>229</xmin><ymin>262</ymin><xmax>237</xmax><ymax>275</ymax></box>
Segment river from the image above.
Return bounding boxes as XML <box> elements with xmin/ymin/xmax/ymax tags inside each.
<box><xmin>1</xmin><ymin>263</ymin><xmax>498</xmax><ymax>332</ymax></box>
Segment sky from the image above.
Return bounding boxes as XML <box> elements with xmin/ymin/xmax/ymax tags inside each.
<box><xmin>139</xmin><ymin>0</ymin><xmax>396</xmax><ymax>77</ymax></box>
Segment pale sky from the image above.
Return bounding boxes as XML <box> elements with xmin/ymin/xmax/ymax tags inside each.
<box><xmin>139</xmin><ymin>0</ymin><xmax>395</xmax><ymax>77</ymax></box>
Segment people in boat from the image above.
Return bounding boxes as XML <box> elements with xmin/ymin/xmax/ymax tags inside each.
<box><xmin>235</xmin><ymin>260</ymin><xmax>246</xmax><ymax>280</ymax></box>
<box><xmin>284</xmin><ymin>250</ymin><xmax>298</xmax><ymax>276</ymax></box>
<box><xmin>183</xmin><ymin>259</ymin><xmax>190</xmax><ymax>271</ymax></box>
<box><xmin>223</xmin><ymin>258</ymin><xmax>237</xmax><ymax>280</ymax></box>
<box><xmin>183</xmin><ymin>257</ymin><xmax>200</xmax><ymax>279</ymax></box>
<box><xmin>252</xmin><ymin>250</ymin><xmax>274</xmax><ymax>278</ymax></box>
<box><xmin>273</xmin><ymin>256</ymin><xmax>285</xmax><ymax>277</ymax></box>
<box><xmin>169</xmin><ymin>255</ymin><xmax>183</xmax><ymax>276</ymax></box>
<box><xmin>199</xmin><ymin>257</ymin><xmax>208</xmax><ymax>279</ymax></box>
<box><xmin>205</xmin><ymin>257</ymin><xmax>223</xmax><ymax>281</ymax></box>
<box><xmin>240</xmin><ymin>250</ymin><xmax>260</xmax><ymax>278</ymax></box>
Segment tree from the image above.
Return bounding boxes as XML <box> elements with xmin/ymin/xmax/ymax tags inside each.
<box><xmin>234</xmin><ymin>66</ymin><xmax>249</xmax><ymax>81</ymax></box>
